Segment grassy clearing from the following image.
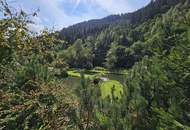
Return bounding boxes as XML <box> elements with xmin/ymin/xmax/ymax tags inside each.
<box><xmin>89</xmin><ymin>68</ymin><xmax>128</xmax><ymax>75</ymax></box>
<box><xmin>100</xmin><ymin>80</ymin><xmax>123</xmax><ymax>99</ymax></box>
<box><xmin>67</xmin><ymin>70</ymin><xmax>95</xmax><ymax>79</ymax></box>
<box><xmin>67</xmin><ymin>68</ymin><xmax>127</xmax><ymax>79</ymax></box>
<box><xmin>68</xmin><ymin>69</ymin><xmax>125</xmax><ymax>100</ymax></box>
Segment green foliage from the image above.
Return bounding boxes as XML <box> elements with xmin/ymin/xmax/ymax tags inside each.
<box><xmin>106</xmin><ymin>43</ymin><xmax>134</xmax><ymax>69</ymax></box>
<box><xmin>1</xmin><ymin>0</ymin><xmax>190</xmax><ymax>129</ymax></box>
<box><xmin>71</xmin><ymin>1</ymin><xmax>190</xmax><ymax>129</ymax></box>
<box><xmin>62</xmin><ymin>39</ymin><xmax>94</xmax><ymax>69</ymax></box>
<box><xmin>74</xmin><ymin>73</ymin><xmax>101</xmax><ymax>129</ymax></box>
<box><xmin>21</xmin><ymin>80</ymin><xmax>40</xmax><ymax>93</ymax></box>
<box><xmin>0</xmin><ymin>1</ymin><xmax>74</xmax><ymax>129</ymax></box>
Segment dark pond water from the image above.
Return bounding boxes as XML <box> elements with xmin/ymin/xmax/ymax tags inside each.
<box><xmin>105</xmin><ymin>74</ymin><xmax>126</xmax><ymax>84</ymax></box>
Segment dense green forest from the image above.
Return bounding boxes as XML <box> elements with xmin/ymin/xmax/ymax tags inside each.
<box><xmin>0</xmin><ymin>0</ymin><xmax>190</xmax><ymax>129</ymax></box>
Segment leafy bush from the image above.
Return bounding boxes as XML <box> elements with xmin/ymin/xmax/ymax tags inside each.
<box><xmin>21</xmin><ymin>80</ymin><xmax>40</xmax><ymax>93</ymax></box>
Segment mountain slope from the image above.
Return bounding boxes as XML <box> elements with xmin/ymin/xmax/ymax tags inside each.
<box><xmin>57</xmin><ymin>0</ymin><xmax>190</xmax><ymax>69</ymax></box>
<box><xmin>59</xmin><ymin>0</ymin><xmax>187</xmax><ymax>43</ymax></box>
<box><xmin>1</xmin><ymin>0</ymin><xmax>190</xmax><ymax>129</ymax></box>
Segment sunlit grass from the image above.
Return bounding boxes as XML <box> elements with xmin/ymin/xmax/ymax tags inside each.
<box><xmin>67</xmin><ymin>68</ymin><xmax>127</xmax><ymax>78</ymax></box>
<box><xmin>67</xmin><ymin>70</ymin><xmax>95</xmax><ymax>79</ymax></box>
<box><xmin>100</xmin><ymin>80</ymin><xmax>123</xmax><ymax>99</ymax></box>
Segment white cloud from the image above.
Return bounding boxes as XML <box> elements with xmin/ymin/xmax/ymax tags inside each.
<box><xmin>72</xmin><ymin>0</ymin><xmax>134</xmax><ymax>14</ymax></box>
<box><xmin>94</xmin><ymin>0</ymin><xmax>133</xmax><ymax>13</ymax></box>
<box><xmin>28</xmin><ymin>17</ymin><xmax>44</xmax><ymax>32</ymax></box>
<box><xmin>31</xmin><ymin>0</ymin><xmax>97</xmax><ymax>29</ymax></box>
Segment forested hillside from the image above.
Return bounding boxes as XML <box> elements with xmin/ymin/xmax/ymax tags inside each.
<box><xmin>59</xmin><ymin>0</ymin><xmax>186</xmax><ymax>43</ymax></box>
<box><xmin>58</xmin><ymin>0</ymin><xmax>189</xmax><ymax>69</ymax></box>
<box><xmin>0</xmin><ymin>0</ymin><xmax>190</xmax><ymax>129</ymax></box>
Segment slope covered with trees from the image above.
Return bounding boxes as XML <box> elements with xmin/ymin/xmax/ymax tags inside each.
<box><xmin>0</xmin><ymin>0</ymin><xmax>190</xmax><ymax>129</ymax></box>
<box><xmin>59</xmin><ymin>0</ymin><xmax>186</xmax><ymax>43</ymax></box>
<box><xmin>58</xmin><ymin>0</ymin><xmax>189</xmax><ymax>69</ymax></box>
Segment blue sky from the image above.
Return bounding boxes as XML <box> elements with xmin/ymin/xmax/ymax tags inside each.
<box><xmin>3</xmin><ymin>0</ymin><xmax>150</xmax><ymax>31</ymax></box>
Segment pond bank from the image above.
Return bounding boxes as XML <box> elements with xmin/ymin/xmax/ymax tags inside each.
<box><xmin>67</xmin><ymin>68</ymin><xmax>128</xmax><ymax>79</ymax></box>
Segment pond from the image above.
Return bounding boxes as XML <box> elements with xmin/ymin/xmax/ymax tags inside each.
<box><xmin>105</xmin><ymin>73</ymin><xmax>126</xmax><ymax>84</ymax></box>
<box><xmin>61</xmin><ymin>73</ymin><xmax>127</xmax><ymax>89</ymax></box>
